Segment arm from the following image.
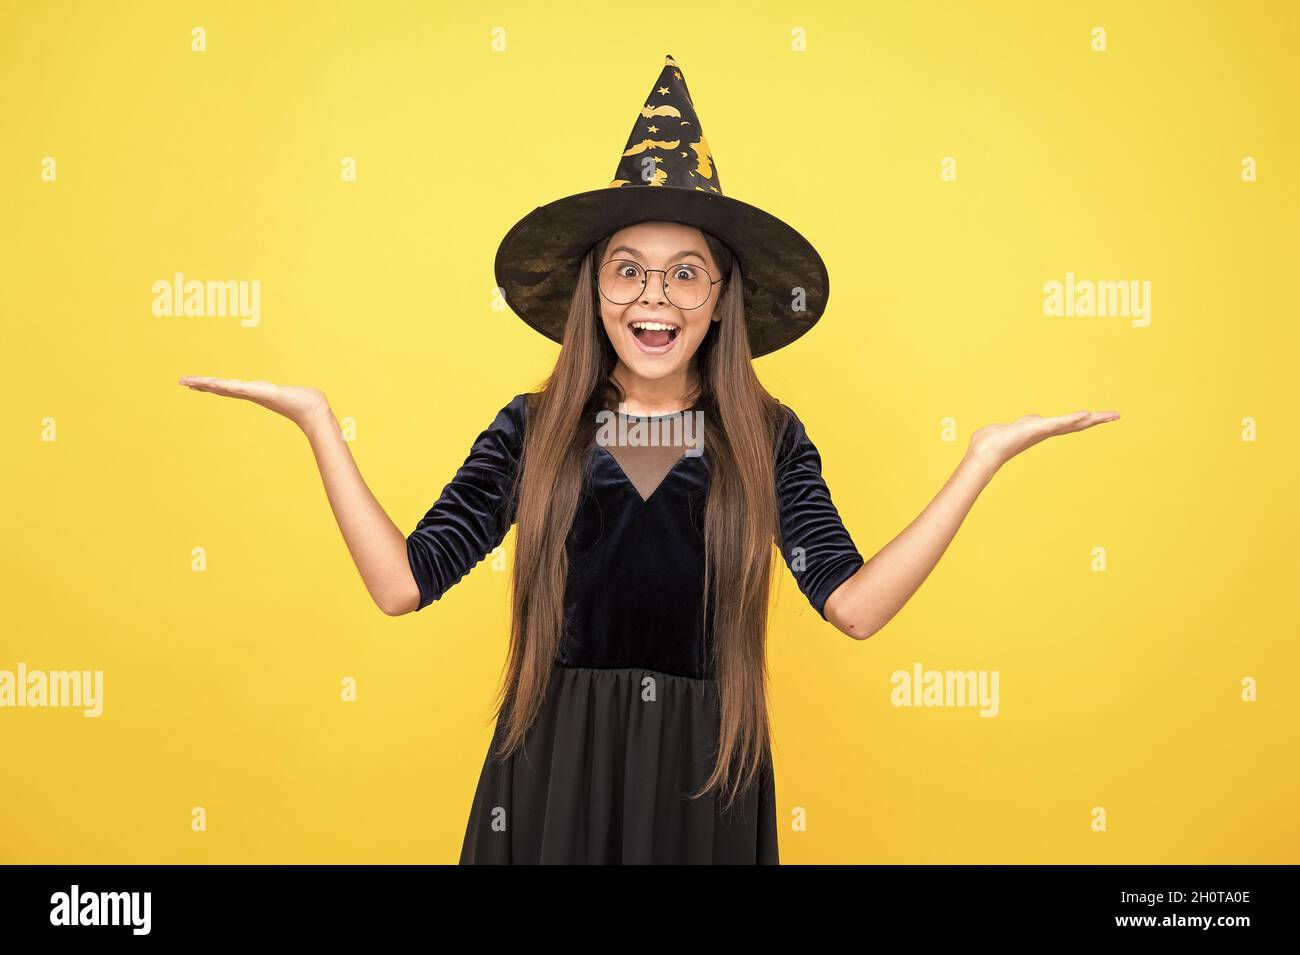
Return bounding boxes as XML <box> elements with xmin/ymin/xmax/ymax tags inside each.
<box><xmin>177</xmin><ymin>376</ymin><xmax>423</xmax><ymax>616</ymax></box>
<box><xmin>823</xmin><ymin>450</ymin><xmax>994</xmax><ymax>639</ymax></box>
<box><xmin>301</xmin><ymin>406</ymin><xmax>421</xmax><ymax>616</ymax></box>
<box><xmin>823</xmin><ymin>409</ymin><xmax>1121</xmax><ymax>640</ymax></box>
<box><xmin>303</xmin><ymin>391</ymin><xmax>528</xmax><ymax>615</ymax></box>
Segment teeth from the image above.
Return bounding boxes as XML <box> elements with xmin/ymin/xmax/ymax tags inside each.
<box><xmin>630</xmin><ymin>321</ymin><xmax>678</xmax><ymax>331</ymax></box>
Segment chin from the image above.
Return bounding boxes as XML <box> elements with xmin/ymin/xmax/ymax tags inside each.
<box><xmin>619</xmin><ymin>335</ymin><xmax>705</xmax><ymax>376</ymax></box>
<box><xmin>619</xmin><ymin>357</ymin><xmax>685</xmax><ymax>380</ymax></box>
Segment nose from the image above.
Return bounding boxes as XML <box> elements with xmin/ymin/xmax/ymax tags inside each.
<box><xmin>639</xmin><ymin>272</ymin><xmax>669</xmax><ymax>306</ymax></box>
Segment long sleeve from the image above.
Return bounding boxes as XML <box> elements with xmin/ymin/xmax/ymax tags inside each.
<box><xmin>405</xmin><ymin>392</ymin><xmax>530</xmax><ymax>611</ymax></box>
<box><xmin>774</xmin><ymin>403</ymin><xmax>865</xmax><ymax>620</ymax></box>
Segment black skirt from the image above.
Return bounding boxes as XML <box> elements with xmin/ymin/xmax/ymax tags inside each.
<box><xmin>459</xmin><ymin>665</ymin><xmax>779</xmax><ymax>864</ymax></box>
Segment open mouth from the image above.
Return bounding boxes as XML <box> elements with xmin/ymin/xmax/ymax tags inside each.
<box><xmin>628</xmin><ymin>320</ymin><xmax>681</xmax><ymax>354</ymax></box>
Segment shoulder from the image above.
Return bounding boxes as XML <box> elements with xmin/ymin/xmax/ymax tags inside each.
<box><xmin>773</xmin><ymin>400</ymin><xmax>812</xmax><ymax>468</ymax></box>
<box><xmin>470</xmin><ymin>391</ymin><xmax>536</xmax><ymax>458</ymax></box>
<box><xmin>492</xmin><ymin>391</ymin><xmax>536</xmax><ymax>430</ymax></box>
<box><xmin>772</xmin><ymin>400</ymin><xmax>842</xmax><ymax>483</ymax></box>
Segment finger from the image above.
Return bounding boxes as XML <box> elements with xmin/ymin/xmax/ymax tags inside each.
<box><xmin>179</xmin><ymin>376</ymin><xmax>228</xmax><ymax>394</ymax></box>
<box><xmin>1033</xmin><ymin>410</ymin><xmax>1093</xmax><ymax>433</ymax></box>
<box><xmin>181</xmin><ymin>376</ymin><xmax>241</xmax><ymax>396</ymax></box>
<box><xmin>219</xmin><ymin>378</ymin><xmax>276</xmax><ymax>401</ymax></box>
<box><xmin>1075</xmin><ymin>411</ymin><xmax>1121</xmax><ymax>429</ymax></box>
<box><xmin>1050</xmin><ymin>411</ymin><xmax>1121</xmax><ymax>434</ymax></box>
<box><xmin>1003</xmin><ymin>412</ymin><xmax>1073</xmax><ymax>440</ymax></box>
<box><xmin>181</xmin><ymin>376</ymin><xmax>269</xmax><ymax>400</ymax></box>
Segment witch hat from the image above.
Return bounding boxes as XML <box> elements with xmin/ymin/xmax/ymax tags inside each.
<box><xmin>493</xmin><ymin>54</ymin><xmax>830</xmax><ymax>359</ymax></box>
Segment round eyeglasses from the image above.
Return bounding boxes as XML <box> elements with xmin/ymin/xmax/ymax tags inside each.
<box><xmin>597</xmin><ymin>258</ymin><xmax>723</xmax><ymax>310</ymax></box>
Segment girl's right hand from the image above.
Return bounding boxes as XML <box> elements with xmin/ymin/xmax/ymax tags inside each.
<box><xmin>178</xmin><ymin>376</ymin><xmax>332</xmax><ymax>431</ymax></box>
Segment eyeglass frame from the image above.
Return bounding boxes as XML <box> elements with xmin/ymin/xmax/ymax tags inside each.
<box><xmin>594</xmin><ymin>257</ymin><xmax>725</xmax><ymax>310</ymax></box>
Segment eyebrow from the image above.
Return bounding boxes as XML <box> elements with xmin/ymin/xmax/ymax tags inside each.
<box><xmin>607</xmin><ymin>245</ymin><xmax>708</xmax><ymax>265</ymax></box>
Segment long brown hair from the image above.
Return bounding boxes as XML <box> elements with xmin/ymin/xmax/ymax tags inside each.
<box><xmin>491</xmin><ymin>229</ymin><xmax>787</xmax><ymax>811</ymax></box>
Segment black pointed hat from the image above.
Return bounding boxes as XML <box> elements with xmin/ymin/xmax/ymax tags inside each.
<box><xmin>493</xmin><ymin>53</ymin><xmax>830</xmax><ymax>358</ymax></box>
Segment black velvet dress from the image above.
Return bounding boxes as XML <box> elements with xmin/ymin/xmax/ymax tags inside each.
<box><xmin>405</xmin><ymin>393</ymin><xmax>865</xmax><ymax>864</ymax></box>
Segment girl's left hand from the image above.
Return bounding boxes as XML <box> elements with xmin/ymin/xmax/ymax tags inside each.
<box><xmin>966</xmin><ymin>410</ymin><xmax>1121</xmax><ymax>475</ymax></box>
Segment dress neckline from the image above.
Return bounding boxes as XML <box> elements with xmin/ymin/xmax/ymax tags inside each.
<box><xmin>607</xmin><ymin>402</ymin><xmax>702</xmax><ymax>421</ymax></box>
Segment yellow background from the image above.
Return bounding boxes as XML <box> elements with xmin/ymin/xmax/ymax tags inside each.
<box><xmin>2</xmin><ymin>0</ymin><xmax>1296</xmax><ymax>864</ymax></box>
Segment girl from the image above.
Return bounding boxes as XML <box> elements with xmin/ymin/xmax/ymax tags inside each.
<box><xmin>179</xmin><ymin>55</ymin><xmax>1118</xmax><ymax>864</ymax></box>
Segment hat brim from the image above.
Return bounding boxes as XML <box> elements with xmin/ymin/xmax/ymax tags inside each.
<box><xmin>494</xmin><ymin>187</ymin><xmax>829</xmax><ymax>359</ymax></box>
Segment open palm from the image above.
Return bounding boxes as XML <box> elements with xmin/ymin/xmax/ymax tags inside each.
<box><xmin>968</xmin><ymin>410</ymin><xmax>1120</xmax><ymax>472</ymax></box>
<box><xmin>178</xmin><ymin>376</ymin><xmax>329</xmax><ymax>429</ymax></box>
